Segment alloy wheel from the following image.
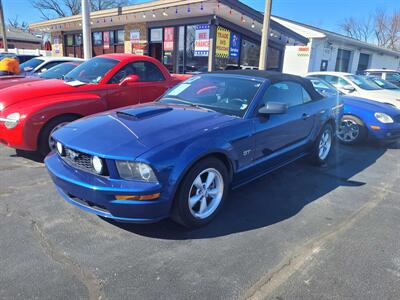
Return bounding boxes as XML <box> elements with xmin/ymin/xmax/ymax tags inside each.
<box><xmin>337</xmin><ymin>119</ymin><xmax>360</xmax><ymax>143</ymax></box>
<box><xmin>318</xmin><ymin>128</ymin><xmax>332</xmax><ymax>160</ymax></box>
<box><xmin>188</xmin><ymin>168</ymin><xmax>224</xmax><ymax>219</ymax></box>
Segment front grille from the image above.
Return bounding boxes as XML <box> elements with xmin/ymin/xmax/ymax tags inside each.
<box><xmin>60</xmin><ymin>146</ymin><xmax>107</xmax><ymax>175</ymax></box>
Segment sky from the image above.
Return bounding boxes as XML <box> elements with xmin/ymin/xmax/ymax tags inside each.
<box><xmin>4</xmin><ymin>0</ymin><xmax>400</xmax><ymax>33</ymax></box>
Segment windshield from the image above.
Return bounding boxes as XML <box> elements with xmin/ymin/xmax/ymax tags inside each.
<box><xmin>64</xmin><ymin>57</ymin><xmax>119</xmax><ymax>84</ymax></box>
<box><xmin>308</xmin><ymin>78</ymin><xmax>341</xmax><ymax>97</ymax></box>
<box><xmin>367</xmin><ymin>76</ymin><xmax>399</xmax><ymax>90</ymax></box>
<box><xmin>159</xmin><ymin>75</ymin><xmax>263</xmax><ymax>117</ymax></box>
<box><xmin>345</xmin><ymin>75</ymin><xmax>381</xmax><ymax>90</ymax></box>
<box><xmin>386</xmin><ymin>72</ymin><xmax>400</xmax><ymax>81</ymax></box>
<box><xmin>40</xmin><ymin>63</ymin><xmax>80</xmax><ymax>79</ymax></box>
<box><xmin>20</xmin><ymin>58</ymin><xmax>43</xmax><ymax>72</ymax></box>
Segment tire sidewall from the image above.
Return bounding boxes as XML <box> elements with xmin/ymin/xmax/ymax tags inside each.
<box><xmin>172</xmin><ymin>157</ymin><xmax>230</xmax><ymax>228</ymax></box>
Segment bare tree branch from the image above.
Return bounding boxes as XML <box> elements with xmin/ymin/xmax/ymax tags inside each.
<box><xmin>7</xmin><ymin>16</ymin><xmax>29</xmax><ymax>31</ymax></box>
<box><xmin>32</xmin><ymin>0</ymin><xmax>132</xmax><ymax>19</ymax></box>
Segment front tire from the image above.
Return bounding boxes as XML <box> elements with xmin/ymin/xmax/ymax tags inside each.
<box><xmin>38</xmin><ymin>115</ymin><xmax>79</xmax><ymax>156</ymax></box>
<box><xmin>336</xmin><ymin>115</ymin><xmax>367</xmax><ymax>145</ymax></box>
<box><xmin>171</xmin><ymin>157</ymin><xmax>230</xmax><ymax>228</ymax></box>
<box><xmin>310</xmin><ymin>123</ymin><xmax>334</xmax><ymax>165</ymax></box>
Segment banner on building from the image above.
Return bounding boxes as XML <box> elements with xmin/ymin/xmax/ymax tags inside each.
<box><xmin>229</xmin><ymin>32</ymin><xmax>240</xmax><ymax>58</ymax></box>
<box><xmin>297</xmin><ymin>46</ymin><xmax>310</xmax><ymax>57</ymax></box>
<box><xmin>163</xmin><ymin>27</ymin><xmax>174</xmax><ymax>51</ymax></box>
<box><xmin>103</xmin><ymin>32</ymin><xmax>110</xmax><ymax>49</ymax></box>
<box><xmin>194</xmin><ymin>24</ymin><xmax>210</xmax><ymax>57</ymax></box>
<box><xmin>216</xmin><ymin>27</ymin><xmax>230</xmax><ymax>58</ymax></box>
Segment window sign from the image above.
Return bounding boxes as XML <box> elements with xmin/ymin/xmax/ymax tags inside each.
<box><xmin>194</xmin><ymin>24</ymin><xmax>209</xmax><ymax>57</ymax></box>
<box><xmin>229</xmin><ymin>32</ymin><xmax>240</xmax><ymax>58</ymax></box>
<box><xmin>130</xmin><ymin>30</ymin><xmax>140</xmax><ymax>43</ymax></box>
<box><xmin>103</xmin><ymin>31</ymin><xmax>110</xmax><ymax>49</ymax></box>
<box><xmin>150</xmin><ymin>28</ymin><xmax>163</xmax><ymax>42</ymax></box>
<box><xmin>93</xmin><ymin>32</ymin><xmax>102</xmax><ymax>46</ymax></box>
<box><xmin>216</xmin><ymin>27</ymin><xmax>230</xmax><ymax>58</ymax></box>
<box><xmin>163</xmin><ymin>27</ymin><xmax>174</xmax><ymax>51</ymax></box>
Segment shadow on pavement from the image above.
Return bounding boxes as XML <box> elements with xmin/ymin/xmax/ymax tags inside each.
<box><xmin>108</xmin><ymin>142</ymin><xmax>389</xmax><ymax>239</ymax></box>
<box><xmin>12</xmin><ymin>149</ymin><xmax>44</xmax><ymax>163</ymax></box>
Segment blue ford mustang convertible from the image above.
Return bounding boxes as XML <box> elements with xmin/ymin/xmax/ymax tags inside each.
<box><xmin>45</xmin><ymin>71</ymin><xmax>342</xmax><ymax>228</ymax></box>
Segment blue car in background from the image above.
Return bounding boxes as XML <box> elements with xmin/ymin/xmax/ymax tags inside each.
<box><xmin>45</xmin><ymin>71</ymin><xmax>342</xmax><ymax>228</ymax></box>
<box><xmin>308</xmin><ymin>77</ymin><xmax>400</xmax><ymax>144</ymax></box>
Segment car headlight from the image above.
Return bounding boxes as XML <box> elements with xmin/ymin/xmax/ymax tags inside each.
<box><xmin>116</xmin><ymin>161</ymin><xmax>158</xmax><ymax>182</ymax></box>
<box><xmin>92</xmin><ymin>156</ymin><xmax>104</xmax><ymax>175</ymax></box>
<box><xmin>0</xmin><ymin>103</ymin><xmax>4</xmax><ymax>111</ymax></box>
<box><xmin>374</xmin><ymin>112</ymin><xmax>394</xmax><ymax>124</ymax></box>
<box><xmin>4</xmin><ymin>112</ymin><xmax>20</xmax><ymax>129</ymax></box>
<box><xmin>56</xmin><ymin>141</ymin><xmax>64</xmax><ymax>156</ymax></box>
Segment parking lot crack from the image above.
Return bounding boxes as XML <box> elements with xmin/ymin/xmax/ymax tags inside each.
<box><xmin>30</xmin><ymin>219</ymin><xmax>106</xmax><ymax>300</ymax></box>
<box><xmin>243</xmin><ymin>182</ymin><xmax>393</xmax><ymax>300</ymax></box>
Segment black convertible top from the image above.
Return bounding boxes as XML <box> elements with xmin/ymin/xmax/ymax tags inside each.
<box><xmin>211</xmin><ymin>70</ymin><xmax>324</xmax><ymax>101</ymax></box>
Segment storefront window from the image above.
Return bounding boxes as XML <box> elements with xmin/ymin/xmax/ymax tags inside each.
<box><xmin>176</xmin><ymin>26</ymin><xmax>185</xmax><ymax>73</ymax></box>
<box><xmin>335</xmin><ymin>49</ymin><xmax>352</xmax><ymax>72</ymax></box>
<box><xmin>75</xmin><ymin>34</ymin><xmax>82</xmax><ymax>46</ymax></box>
<box><xmin>66</xmin><ymin>34</ymin><xmax>74</xmax><ymax>46</ymax></box>
<box><xmin>266</xmin><ymin>46</ymin><xmax>282</xmax><ymax>71</ymax></box>
<box><xmin>163</xmin><ymin>27</ymin><xmax>174</xmax><ymax>72</ymax></box>
<box><xmin>186</xmin><ymin>24</ymin><xmax>209</xmax><ymax>73</ymax></box>
<box><xmin>117</xmin><ymin>30</ymin><xmax>125</xmax><ymax>44</ymax></box>
<box><xmin>240</xmin><ymin>39</ymin><xmax>260</xmax><ymax>69</ymax></box>
<box><xmin>93</xmin><ymin>32</ymin><xmax>103</xmax><ymax>46</ymax></box>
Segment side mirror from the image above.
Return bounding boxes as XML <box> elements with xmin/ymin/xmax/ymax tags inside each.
<box><xmin>119</xmin><ymin>74</ymin><xmax>140</xmax><ymax>86</ymax></box>
<box><xmin>258</xmin><ymin>102</ymin><xmax>288</xmax><ymax>115</ymax></box>
<box><xmin>342</xmin><ymin>84</ymin><xmax>355</xmax><ymax>93</ymax></box>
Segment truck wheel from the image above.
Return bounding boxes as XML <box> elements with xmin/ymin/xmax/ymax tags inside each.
<box><xmin>38</xmin><ymin>115</ymin><xmax>79</xmax><ymax>156</ymax></box>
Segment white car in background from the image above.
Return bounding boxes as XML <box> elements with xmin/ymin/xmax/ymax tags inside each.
<box><xmin>20</xmin><ymin>56</ymin><xmax>84</xmax><ymax>76</ymax></box>
<box><xmin>308</xmin><ymin>71</ymin><xmax>400</xmax><ymax>108</ymax></box>
<box><xmin>363</xmin><ymin>69</ymin><xmax>400</xmax><ymax>87</ymax></box>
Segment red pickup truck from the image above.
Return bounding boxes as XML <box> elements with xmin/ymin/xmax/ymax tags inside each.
<box><xmin>0</xmin><ymin>54</ymin><xmax>190</xmax><ymax>155</ymax></box>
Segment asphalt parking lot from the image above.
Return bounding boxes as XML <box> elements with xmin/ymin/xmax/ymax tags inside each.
<box><xmin>1</xmin><ymin>141</ymin><xmax>400</xmax><ymax>300</ymax></box>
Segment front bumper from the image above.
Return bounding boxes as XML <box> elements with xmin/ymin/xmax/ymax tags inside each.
<box><xmin>45</xmin><ymin>152</ymin><xmax>172</xmax><ymax>223</ymax></box>
<box><xmin>368</xmin><ymin>123</ymin><xmax>400</xmax><ymax>142</ymax></box>
<box><xmin>0</xmin><ymin>120</ymin><xmax>33</xmax><ymax>151</ymax></box>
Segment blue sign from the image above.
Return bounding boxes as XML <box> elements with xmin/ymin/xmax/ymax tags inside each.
<box><xmin>229</xmin><ymin>32</ymin><xmax>240</xmax><ymax>58</ymax></box>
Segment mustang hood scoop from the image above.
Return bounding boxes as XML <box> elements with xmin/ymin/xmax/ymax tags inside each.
<box><xmin>116</xmin><ymin>107</ymin><xmax>173</xmax><ymax>120</ymax></box>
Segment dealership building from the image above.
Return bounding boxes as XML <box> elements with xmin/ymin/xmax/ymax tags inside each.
<box><xmin>29</xmin><ymin>0</ymin><xmax>308</xmax><ymax>73</ymax></box>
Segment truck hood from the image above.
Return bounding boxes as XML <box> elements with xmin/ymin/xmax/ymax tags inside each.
<box><xmin>52</xmin><ymin>103</ymin><xmax>236</xmax><ymax>159</ymax></box>
<box><xmin>0</xmin><ymin>79</ymin><xmax>83</xmax><ymax>110</ymax></box>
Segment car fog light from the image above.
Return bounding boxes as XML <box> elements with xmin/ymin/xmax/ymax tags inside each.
<box><xmin>56</xmin><ymin>142</ymin><xmax>64</xmax><ymax>155</ymax></box>
<box><xmin>92</xmin><ymin>156</ymin><xmax>103</xmax><ymax>174</ymax></box>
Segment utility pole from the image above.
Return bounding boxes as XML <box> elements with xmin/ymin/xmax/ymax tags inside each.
<box><xmin>0</xmin><ymin>0</ymin><xmax>8</xmax><ymax>52</ymax></box>
<box><xmin>82</xmin><ymin>0</ymin><xmax>92</xmax><ymax>59</ymax></box>
<box><xmin>259</xmin><ymin>0</ymin><xmax>272</xmax><ymax>70</ymax></box>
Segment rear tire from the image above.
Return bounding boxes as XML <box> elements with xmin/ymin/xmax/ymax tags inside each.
<box><xmin>38</xmin><ymin>115</ymin><xmax>79</xmax><ymax>156</ymax></box>
<box><xmin>171</xmin><ymin>157</ymin><xmax>230</xmax><ymax>228</ymax></box>
<box><xmin>310</xmin><ymin>123</ymin><xmax>334</xmax><ymax>166</ymax></box>
<box><xmin>336</xmin><ymin>115</ymin><xmax>367</xmax><ymax>145</ymax></box>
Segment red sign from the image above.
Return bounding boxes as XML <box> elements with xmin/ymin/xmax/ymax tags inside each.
<box><xmin>163</xmin><ymin>27</ymin><xmax>174</xmax><ymax>51</ymax></box>
<box><xmin>103</xmin><ymin>32</ymin><xmax>110</xmax><ymax>49</ymax></box>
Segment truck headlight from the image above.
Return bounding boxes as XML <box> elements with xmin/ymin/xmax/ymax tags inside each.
<box><xmin>116</xmin><ymin>161</ymin><xmax>158</xmax><ymax>182</ymax></box>
<box><xmin>374</xmin><ymin>112</ymin><xmax>394</xmax><ymax>124</ymax></box>
<box><xmin>4</xmin><ymin>112</ymin><xmax>20</xmax><ymax>129</ymax></box>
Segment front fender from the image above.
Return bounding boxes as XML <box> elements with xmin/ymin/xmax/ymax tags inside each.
<box><xmin>5</xmin><ymin>94</ymin><xmax>107</xmax><ymax>150</ymax></box>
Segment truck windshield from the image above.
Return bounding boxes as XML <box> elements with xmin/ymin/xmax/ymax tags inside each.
<box><xmin>64</xmin><ymin>57</ymin><xmax>119</xmax><ymax>84</ymax></box>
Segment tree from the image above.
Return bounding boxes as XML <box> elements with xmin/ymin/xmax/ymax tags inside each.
<box><xmin>7</xmin><ymin>16</ymin><xmax>29</xmax><ymax>32</ymax></box>
<box><xmin>32</xmin><ymin>0</ymin><xmax>132</xmax><ymax>20</ymax></box>
<box><xmin>339</xmin><ymin>10</ymin><xmax>400</xmax><ymax>51</ymax></box>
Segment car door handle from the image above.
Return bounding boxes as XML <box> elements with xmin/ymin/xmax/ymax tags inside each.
<box><xmin>302</xmin><ymin>113</ymin><xmax>311</xmax><ymax>120</ymax></box>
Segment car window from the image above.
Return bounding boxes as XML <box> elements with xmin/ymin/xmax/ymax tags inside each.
<box><xmin>386</xmin><ymin>72</ymin><xmax>400</xmax><ymax>81</ymax></box>
<box><xmin>368</xmin><ymin>72</ymin><xmax>382</xmax><ymax>77</ymax></box>
<box><xmin>40</xmin><ymin>63</ymin><xmax>79</xmax><ymax>79</ymax></box>
<box><xmin>109</xmin><ymin>61</ymin><xmax>165</xmax><ymax>84</ymax></box>
<box><xmin>302</xmin><ymin>87</ymin><xmax>312</xmax><ymax>103</ymax></box>
<box><xmin>345</xmin><ymin>75</ymin><xmax>381</xmax><ymax>90</ymax></box>
<box><xmin>261</xmin><ymin>81</ymin><xmax>304</xmax><ymax>108</ymax></box>
<box><xmin>37</xmin><ymin>61</ymin><xmax>63</xmax><ymax>73</ymax></box>
<box><xmin>20</xmin><ymin>58</ymin><xmax>44</xmax><ymax>72</ymax></box>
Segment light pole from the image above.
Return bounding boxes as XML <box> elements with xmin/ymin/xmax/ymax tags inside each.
<box><xmin>259</xmin><ymin>0</ymin><xmax>272</xmax><ymax>70</ymax></box>
<box><xmin>82</xmin><ymin>0</ymin><xmax>92</xmax><ymax>59</ymax></box>
<box><xmin>0</xmin><ymin>0</ymin><xmax>8</xmax><ymax>52</ymax></box>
